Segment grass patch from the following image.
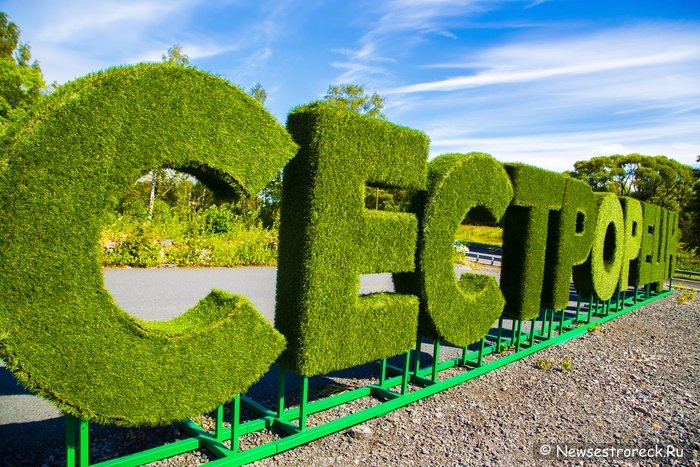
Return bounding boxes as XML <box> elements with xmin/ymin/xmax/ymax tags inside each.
<box><xmin>454</xmin><ymin>224</ymin><xmax>502</xmax><ymax>246</ymax></box>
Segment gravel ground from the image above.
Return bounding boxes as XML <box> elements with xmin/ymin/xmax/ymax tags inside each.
<box><xmin>2</xmin><ymin>289</ymin><xmax>698</xmax><ymax>466</ymax></box>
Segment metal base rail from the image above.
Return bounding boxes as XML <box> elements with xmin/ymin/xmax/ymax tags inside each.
<box><xmin>65</xmin><ymin>285</ymin><xmax>671</xmax><ymax>466</ymax></box>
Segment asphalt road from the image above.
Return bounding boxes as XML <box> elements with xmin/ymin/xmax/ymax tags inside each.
<box><xmin>1</xmin><ymin>265</ymin><xmax>484</xmax><ymax>454</ymax></box>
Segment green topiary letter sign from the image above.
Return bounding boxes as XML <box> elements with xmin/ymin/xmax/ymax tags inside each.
<box><xmin>500</xmin><ymin>164</ymin><xmax>565</xmax><ymax>320</ymax></box>
<box><xmin>275</xmin><ymin>102</ymin><xmax>427</xmax><ymax>376</ymax></box>
<box><xmin>0</xmin><ymin>64</ymin><xmax>297</xmax><ymax>426</ymax></box>
<box><xmin>394</xmin><ymin>153</ymin><xmax>512</xmax><ymax>347</ymax></box>
<box><xmin>572</xmin><ymin>193</ymin><xmax>625</xmax><ymax>300</ymax></box>
<box><xmin>541</xmin><ymin>177</ymin><xmax>598</xmax><ymax>310</ymax></box>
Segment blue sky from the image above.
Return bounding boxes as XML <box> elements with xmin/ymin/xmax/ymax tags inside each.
<box><xmin>2</xmin><ymin>0</ymin><xmax>699</xmax><ymax>171</ymax></box>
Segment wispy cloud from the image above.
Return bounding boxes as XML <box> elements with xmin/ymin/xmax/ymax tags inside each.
<box><xmin>35</xmin><ymin>0</ymin><xmax>198</xmax><ymax>43</ymax></box>
<box><xmin>330</xmin><ymin>0</ymin><xmax>488</xmax><ymax>84</ymax></box>
<box><xmin>429</xmin><ymin>119</ymin><xmax>700</xmax><ymax>172</ymax></box>
<box><xmin>382</xmin><ymin>23</ymin><xmax>700</xmax><ymax>170</ymax></box>
<box><xmin>385</xmin><ymin>24</ymin><xmax>700</xmax><ymax>94</ymax></box>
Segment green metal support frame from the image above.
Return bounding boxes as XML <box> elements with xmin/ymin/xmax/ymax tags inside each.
<box><xmin>64</xmin><ymin>285</ymin><xmax>672</xmax><ymax>466</ymax></box>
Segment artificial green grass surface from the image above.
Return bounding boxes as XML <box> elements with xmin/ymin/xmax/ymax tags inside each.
<box><xmin>394</xmin><ymin>153</ymin><xmax>511</xmax><ymax>347</ymax></box>
<box><xmin>617</xmin><ymin>197</ymin><xmax>643</xmax><ymax>291</ymax></box>
<box><xmin>275</xmin><ymin>102</ymin><xmax>427</xmax><ymax>376</ymax></box>
<box><xmin>540</xmin><ymin>178</ymin><xmax>597</xmax><ymax>310</ymax></box>
<box><xmin>0</xmin><ymin>64</ymin><xmax>295</xmax><ymax>426</ymax></box>
<box><xmin>630</xmin><ymin>202</ymin><xmax>661</xmax><ymax>288</ymax></box>
<box><xmin>500</xmin><ymin>164</ymin><xmax>565</xmax><ymax>320</ymax></box>
<box><xmin>572</xmin><ymin>193</ymin><xmax>624</xmax><ymax>300</ymax></box>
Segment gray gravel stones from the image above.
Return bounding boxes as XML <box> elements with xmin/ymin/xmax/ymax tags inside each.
<box><xmin>250</xmin><ymin>291</ymin><xmax>699</xmax><ymax>466</ymax></box>
<box><xmin>2</xmin><ymin>291</ymin><xmax>698</xmax><ymax>466</ymax></box>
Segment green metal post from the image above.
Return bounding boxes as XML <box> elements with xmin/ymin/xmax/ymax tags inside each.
<box><xmin>413</xmin><ymin>337</ymin><xmax>422</xmax><ymax>376</ymax></box>
<box><xmin>575</xmin><ymin>299</ymin><xmax>581</xmax><ymax>323</ymax></box>
<box><xmin>277</xmin><ymin>366</ymin><xmax>286</xmax><ymax>419</ymax></box>
<box><xmin>477</xmin><ymin>336</ymin><xmax>486</xmax><ymax>367</ymax></box>
<box><xmin>558</xmin><ymin>309</ymin><xmax>565</xmax><ymax>334</ymax></box>
<box><xmin>546</xmin><ymin>309</ymin><xmax>553</xmax><ymax>340</ymax></box>
<box><xmin>514</xmin><ymin>319</ymin><xmax>522</xmax><ymax>353</ymax></box>
<box><xmin>231</xmin><ymin>395</ymin><xmax>241</xmax><ymax>454</ymax></box>
<box><xmin>401</xmin><ymin>351</ymin><xmax>411</xmax><ymax>395</ymax></box>
<box><xmin>530</xmin><ymin>318</ymin><xmax>537</xmax><ymax>345</ymax></box>
<box><xmin>634</xmin><ymin>286</ymin><xmax>638</xmax><ymax>304</ymax></box>
<box><xmin>299</xmin><ymin>376</ymin><xmax>309</xmax><ymax>431</ymax></box>
<box><xmin>379</xmin><ymin>358</ymin><xmax>387</xmax><ymax>387</ymax></box>
<box><xmin>66</xmin><ymin>415</ymin><xmax>76</xmax><ymax>467</ymax></box>
<box><xmin>431</xmin><ymin>339</ymin><xmax>441</xmax><ymax>383</ymax></box>
<box><xmin>496</xmin><ymin>317</ymin><xmax>504</xmax><ymax>350</ymax></box>
<box><xmin>215</xmin><ymin>404</ymin><xmax>225</xmax><ymax>441</ymax></box>
<box><xmin>586</xmin><ymin>297</ymin><xmax>593</xmax><ymax>324</ymax></box>
<box><xmin>79</xmin><ymin>418</ymin><xmax>89</xmax><ymax>467</ymax></box>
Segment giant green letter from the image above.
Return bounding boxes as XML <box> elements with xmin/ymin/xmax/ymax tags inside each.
<box><xmin>541</xmin><ymin>177</ymin><xmax>598</xmax><ymax>310</ymax></box>
<box><xmin>275</xmin><ymin>103</ymin><xmax>427</xmax><ymax>376</ymax></box>
<box><xmin>572</xmin><ymin>193</ymin><xmax>625</xmax><ymax>300</ymax></box>
<box><xmin>500</xmin><ymin>164</ymin><xmax>565</xmax><ymax>320</ymax></box>
<box><xmin>618</xmin><ymin>197</ymin><xmax>643</xmax><ymax>291</ymax></box>
<box><xmin>0</xmin><ymin>64</ymin><xmax>296</xmax><ymax>426</ymax></box>
<box><xmin>394</xmin><ymin>153</ymin><xmax>512</xmax><ymax>346</ymax></box>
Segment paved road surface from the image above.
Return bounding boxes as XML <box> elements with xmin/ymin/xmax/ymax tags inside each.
<box><xmin>1</xmin><ymin>266</ymin><xmax>486</xmax><ymax>452</ymax></box>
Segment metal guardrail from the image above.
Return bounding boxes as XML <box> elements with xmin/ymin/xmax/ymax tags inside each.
<box><xmin>454</xmin><ymin>240</ymin><xmax>502</xmax><ymax>266</ymax></box>
<box><xmin>466</xmin><ymin>251</ymin><xmax>502</xmax><ymax>266</ymax></box>
<box><xmin>674</xmin><ymin>269</ymin><xmax>700</xmax><ymax>279</ymax></box>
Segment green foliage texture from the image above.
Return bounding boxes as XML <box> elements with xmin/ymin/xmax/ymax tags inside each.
<box><xmin>0</xmin><ymin>12</ymin><xmax>45</xmax><ymax>132</ymax></box>
<box><xmin>572</xmin><ymin>193</ymin><xmax>625</xmax><ymax>300</ymax></box>
<box><xmin>0</xmin><ymin>64</ymin><xmax>297</xmax><ymax>426</ymax></box>
<box><xmin>630</xmin><ymin>202</ymin><xmax>661</xmax><ymax>287</ymax></box>
<box><xmin>541</xmin><ymin>177</ymin><xmax>597</xmax><ymax>310</ymax></box>
<box><xmin>394</xmin><ymin>153</ymin><xmax>511</xmax><ymax>347</ymax></box>
<box><xmin>617</xmin><ymin>197</ymin><xmax>643</xmax><ymax>290</ymax></box>
<box><xmin>500</xmin><ymin>164</ymin><xmax>565</xmax><ymax>320</ymax></box>
<box><xmin>275</xmin><ymin>102</ymin><xmax>427</xmax><ymax>376</ymax></box>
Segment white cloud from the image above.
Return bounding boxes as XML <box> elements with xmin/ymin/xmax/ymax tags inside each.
<box><xmin>428</xmin><ymin>120</ymin><xmax>700</xmax><ymax>172</ymax></box>
<box><xmin>331</xmin><ymin>0</ymin><xmax>487</xmax><ymax>84</ymax></box>
<box><xmin>36</xmin><ymin>1</ymin><xmax>197</xmax><ymax>43</ymax></box>
<box><xmin>380</xmin><ymin>23</ymin><xmax>700</xmax><ymax>171</ymax></box>
<box><xmin>385</xmin><ymin>24</ymin><xmax>700</xmax><ymax>94</ymax></box>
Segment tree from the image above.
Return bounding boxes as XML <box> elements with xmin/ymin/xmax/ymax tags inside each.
<box><xmin>685</xmin><ymin>156</ymin><xmax>700</xmax><ymax>252</ymax></box>
<box><xmin>566</xmin><ymin>153</ymin><xmax>696</xmax><ymax>246</ymax></box>
<box><xmin>249</xmin><ymin>82</ymin><xmax>266</xmax><ymax>105</ymax></box>
<box><xmin>324</xmin><ymin>83</ymin><xmax>395</xmax><ymax>210</ymax></box>
<box><xmin>147</xmin><ymin>45</ymin><xmax>190</xmax><ymax>217</ymax></box>
<box><xmin>324</xmin><ymin>83</ymin><xmax>385</xmax><ymax>119</ymax></box>
<box><xmin>566</xmin><ymin>154</ymin><xmax>694</xmax><ymax>210</ymax></box>
<box><xmin>161</xmin><ymin>44</ymin><xmax>189</xmax><ymax>65</ymax></box>
<box><xmin>0</xmin><ymin>12</ymin><xmax>46</xmax><ymax>132</ymax></box>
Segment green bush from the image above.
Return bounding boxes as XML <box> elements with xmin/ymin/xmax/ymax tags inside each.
<box><xmin>394</xmin><ymin>153</ymin><xmax>511</xmax><ymax>347</ymax></box>
<box><xmin>500</xmin><ymin>164</ymin><xmax>565</xmax><ymax>320</ymax></box>
<box><xmin>541</xmin><ymin>177</ymin><xmax>597</xmax><ymax>310</ymax></box>
<box><xmin>204</xmin><ymin>204</ymin><xmax>237</xmax><ymax>234</ymax></box>
<box><xmin>102</xmin><ymin>227</ymin><xmax>161</xmax><ymax>267</ymax></box>
<box><xmin>275</xmin><ymin>102</ymin><xmax>428</xmax><ymax>376</ymax></box>
<box><xmin>572</xmin><ymin>193</ymin><xmax>624</xmax><ymax>300</ymax></box>
<box><xmin>0</xmin><ymin>63</ymin><xmax>296</xmax><ymax>426</ymax></box>
<box><xmin>618</xmin><ymin>197</ymin><xmax>643</xmax><ymax>290</ymax></box>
